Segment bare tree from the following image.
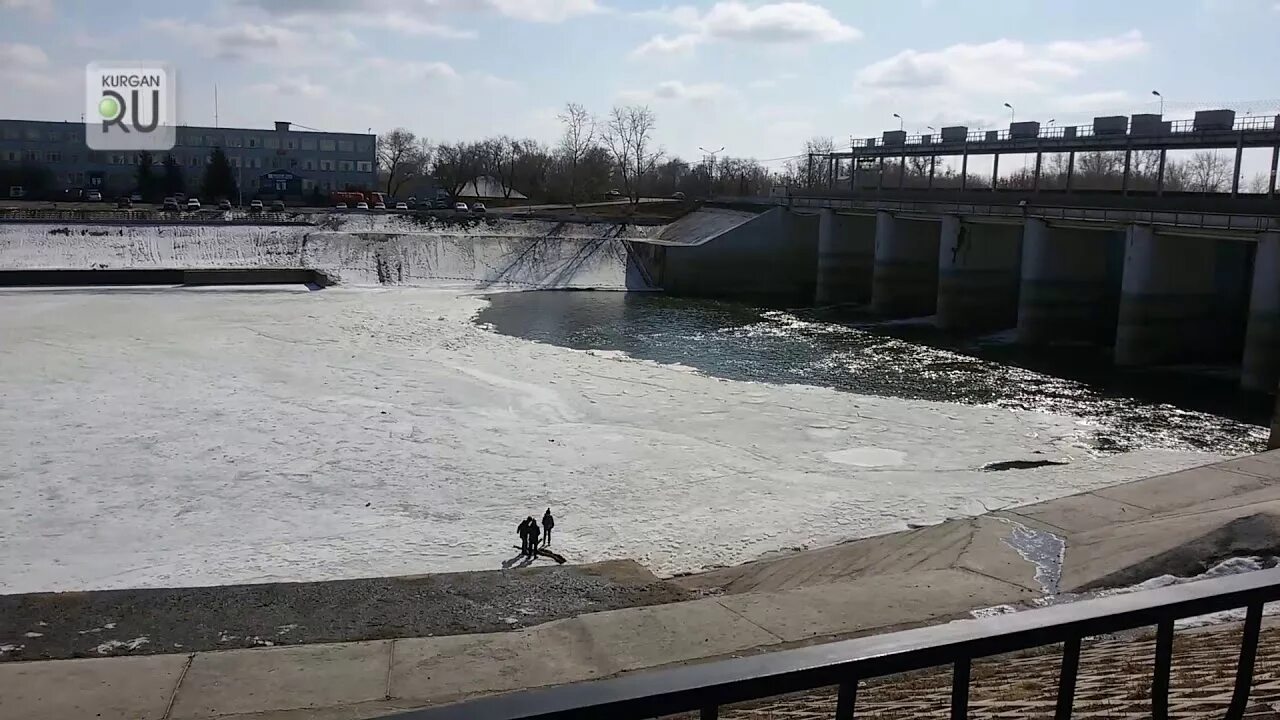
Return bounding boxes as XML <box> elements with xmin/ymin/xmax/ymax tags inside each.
<box><xmin>377</xmin><ymin>128</ymin><xmax>430</xmax><ymax>196</ymax></box>
<box><xmin>603</xmin><ymin>105</ymin><xmax>663</xmax><ymax>203</ymax></box>
<box><xmin>1185</xmin><ymin>151</ymin><xmax>1232</xmax><ymax>192</ymax></box>
<box><xmin>557</xmin><ymin>102</ymin><xmax>597</xmax><ymax>206</ymax></box>
<box><xmin>433</xmin><ymin>141</ymin><xmax>486</xmax><ymax>203</ymax></box>
<box><xmin>1248</xmin><ymin>172</ymin><xmax>1273</xmax><ymax>194</ymax></box>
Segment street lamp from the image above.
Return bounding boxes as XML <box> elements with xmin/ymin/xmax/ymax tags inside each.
<box><xmin>1151</xmin><ymin>90</ymin><xmax>1163</xmax><ymax>116</ymax></box>
<box><xmin>1003</xmin><ymin>103</ymin><xmax>1015</xmax><ymax>124</ymax></box>
<box><xmin>698</xmin><ymin>146</ymin><xmax>724</xmax><ymax>196</ymax></box>
<box><xmin>893</xmin><ymin>113</ymin><xmax>903</xmax><ymax>131</ymax></box>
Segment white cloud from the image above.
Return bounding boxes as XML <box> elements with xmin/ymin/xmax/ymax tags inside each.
<box><xmin>633</xmin><ymin>1</ymin><xmax>859</xmax><ymax>57</ymax></box>
<box><xmin>145</xmin><ymin>18</ymin><xmax>359</xmax><ymax>66</ymax></box>
<box><xmin>364</xmin><ymin>58</ymin><xmax>459</xmax><ymax>81</ymax></box>
<box><xmin>856</xmin><ymin>31</ymin><xmax>1148</xmax><ymax>96</ymax></box>
<box><xmin>0</xmin><ymin>0</ymin><xmax>52</xmax><ymax>19</ymax></box>
<box><xmin>483</xmin><ymin>0</ymin><xmax>603</xmax><ymax>22</ymax></box>
<box><xmin>248</xmin><ymin>76</ymin><xmax>330</xmax><ymax>99</ymax></box>
<box><xmin>619</xmin><ymin>80</ymin><xmax>731</xmax><ymax>105</ymax></box>
<box><xmin>0</xmin><ymin>41</ymin><xmax>48</xmax><ymax>68</ymax></box>
<box><xmin>1050</xmin><ymin>91</ymin><xmax>1133</xmax><ymax>112</ymax></box>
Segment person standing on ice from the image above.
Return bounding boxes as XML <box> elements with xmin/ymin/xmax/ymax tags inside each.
<box><xmin>517</xmin><ymin>517</ymin><xmax>531</xmax><ymax>556</ymax></box>
<box><xmin>526</xmin><ymin>517</ymin><xmax>541</xmax><ymax>557</ymax></box>
<box><xmin>542</xmin><ymin>508</ymin><xmax>555</xmax><ymax>546</ymax></box>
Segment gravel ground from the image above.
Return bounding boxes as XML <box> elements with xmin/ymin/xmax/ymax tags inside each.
<box><xmin>0</xmin><ymin>560</ymin><xmax>689</xmax><ymax>662</ymax></box>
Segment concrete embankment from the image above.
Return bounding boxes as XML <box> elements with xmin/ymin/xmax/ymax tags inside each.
<box><xmin>0</xmin><ymin>215</ymin><xmax>664</xmax><ymax>290</ymax></box>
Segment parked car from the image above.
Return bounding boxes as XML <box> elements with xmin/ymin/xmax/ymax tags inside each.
<box><xmin>186</xmin><ymin>198</ymin><xmax>201</xmax><ymax>210</ymax></box>
<box><xmin>116</xmin><ymin>196</ymin><xmax>132</xmax><ymax>209</ymax></box>
<box><xmin>130</xmin><ymin>192</ymin><xmax>143</xmax><ymax>202</ymax></box>
<box><xmin>217</xmin><ymin>199</ymin><xmax>232</xmax><ymax>211</ymax></box>
<box><xmin>162</xmin><ymin>197</ymin><xmax>180</xmax><ymax>211</ymax></box>
<box><xmin>356</xmin><ymin>201</ymin><xmax>369</xmax><ymax>210</ymax></box>
<box><xmin>606</xmin><ymin>189</ymin><xmax>622</xmax><ymax>198</ymax></box>
<box><xmin>471</xmin><ymin>202</ymin><xmax>487</xmax><ymax>213</ymax></box>
<box><xmin>334</xmin><ymin>202</ymin><xmax>348</xmax><ymax>209</ymax></box>
<box><xmin>174</xmin><ymin>193</ymin><xmax>187</xmax><ymax>204</ymax></box>
<box><xmin>671</xmin><ymin>191</ymin><xmax>686</xmax><ymax>200</ymax></box>
<box><xmin>373</xmin><ymin>202</ymin><xmax>386</xmax><ymax>210</ymax></box>
<box><xmin>395</xmin><ymin>202</ymin><xmax>409</xmax><ymax>210</ymax></box>
<box><xmin>271</xmin><ymin>200</ymin><xmax>285</xmax><ymax>211</ymax></box>
<box><xmin>434</xmin><ymin>199</ymin><xmax>450</xmax><ymax>209</ymax></box>
<box><xmin>8</xmin><ymin>186</ymin><xmax>25</xmax><ymax>199</ymax></box>
<box><xmin>85</xmin><ymin>189</ymin><xmax>103</xmax><ymax>202</ymax></box>
<box><xmin>454</xmin><ymin>202</ymin><xmax>470</xmax><ymax>212</ymax></box>
<box><xmin>249</xmin><ymin>200</ymin><xmax>264</xmax><ymax>212</ymax></box>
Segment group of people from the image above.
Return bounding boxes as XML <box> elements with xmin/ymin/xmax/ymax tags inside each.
<box><xmin>518</xmin><ymin>509</ymin><xmax>554</xmax><ymax>558</ymax></box>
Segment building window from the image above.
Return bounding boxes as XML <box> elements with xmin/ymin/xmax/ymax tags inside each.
<box><xmin>320</xmin><ymin>139</ymin><xmax>335</xmax><ymax>152</ymax></box>
<box><xmin>47</xmin><ymin>131</ymin><xmax>61</xmax><ymax>142</ymax></box>
<box><xmin>247</xmin><ymin>136</ymin><xmax>260</xmax><ymax>148</ymax></box>
<box><xmin>337</xmin><ymin>140</ymin><xmax>354</xmax><ymax>152</ymax></box>
<box><xmin>302</xmin><ymin>178</ymin><xmax>314</xmax><ymax>190</ymax></box>
<box><xmin>320</xmin><ymin>159</ymin><xmax>333</xmax><ymax>171</ymax></box>
<box><xmin>338</xmin><ymin>160</ymin><xmax>354</xmax><ymax>171</ymax></box>
<box><xmin>229</xmin><ymin>156</ymin><xmax>240</xmax><ymax>168</ymax></box>
<box><xmin>88</xmin><ymin>151</ymin><xmax>104</xmax><ymax>163</ymax></box>
<box><xmin>206</xmin><ymin>135</ymin><xmax>222</xmax><ymax>147</ymax></box>
<box><xmin>356</xmin><ymin>139</ymin><xmax>372</xmax><ymax>153</ymax></box>
<box><xmin>4</xmin><ymin>151</ymin><xmax>18</xmax><ymax>161</ymax></box>
<box><xmin>303</xmin><ymin>159</ymin><xmax>315</xmax><ymax>170</ymax></box>
<box><xmin>25</xmin><ymin>128</ymin><xmax>41</xmax><ymax>140</ymax></box>
<box><xmin>289</xmin><ymin>158</ymin><xmax>298</xmax><ymax>168</ymax></box>
<box><xmin>189</xmin><ymin>155</ymin><xmax>200</xmax><ymax>167</ymax></box>
<box><xmin>356</xmin><ymin>161</ymin><xmax>373</xmax><ymax>172</ymax></box>
<box><xmin>301</xmin><ymin>138</ymin><xmax>316</xmax><ymax>151</ymax></box>
<box><xmin>285</xmin><ymin>138</ymin><xmax>297</xmax><ymax>150</ymax></box>
<box><xmin>2</xmin><ymin>127</ymin><xmax>18</xmax><ymax>140</ymax></box>
<box><xmin>250</xmin><ymin>157</ymin><xmax>262</xmax><ymax>169</ymax></box>
<box><xmin>46</xmin><ymin>151</ymin><xmax>62</xmax><ymax>162</ymax></box>
<box><xmin>265</xmin><ymin>137</ymin><xmax>280</xmax><ymax>149</ymax></box>
<box><xmin>227</xmin><ymin>136</ymin><xmax>243</xmax><ymax>148</ymax></box>
<box><xmin>110</xmin><ymin>153</ymin><xmax>125</xmax><ymax>164</ymax></box>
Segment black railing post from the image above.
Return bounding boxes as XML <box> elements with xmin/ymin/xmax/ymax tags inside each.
<box><xmin>1224</xmin><ymin>602</ymin><xmax>1264</xmax><ymax>720</ymax></box>
<box><xmin>835</xmin><ymin>680</ymin><xmax>858</xmax><ymax>720</ymax></box>
<box><xmin>1151</xmin><ymin>619</ymin><xmax>1175</xmax><ymax>720</ymax></box>
<box><xmin>950</xmin><ymin>658</ymin><xmax>971</xmax><ymax>719</ymax></box>
<box><xmin>1054</xmin><ymin>636</ymin><xmax>1081</xmax><ymax>720</ymax></box>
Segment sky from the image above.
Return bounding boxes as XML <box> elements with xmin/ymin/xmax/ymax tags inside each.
<box><xmin>2</xmin><ymin>0</ymin><xmax>1280</xmax><ymax>170</ymax></box>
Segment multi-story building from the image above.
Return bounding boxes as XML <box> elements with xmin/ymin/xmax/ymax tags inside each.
<box><xmin>0</xmin><ymin>119</ymin><xmax>376</xmax><ymax>199</ymax></box>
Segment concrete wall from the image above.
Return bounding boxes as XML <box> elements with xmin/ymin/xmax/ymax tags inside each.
<box><xmin>661</xmin><ymin>208</ymin><xmax>819</xmax><ymax>304</ymax></box>
<box><xmin>870</xmin><ymin>212</ymin><xmax>940</xmax><ymax>317</ymax></box>
<box><xmin>936</xmin><ymin>218</ymin><xmax>1022</xmax><ymax>331</ymax></box>
<box><xmin>814</xmin><ymin>210</ymin><xmax>875</xmax><ymax>306</ymax></box>
<box><xmin>1115</xmin><ymin>226</ymin><xmax>1219</xmax><ymax>366</ymax></box>
<box><xmin>1244</xmin><ymin>233</ymin><xmax>1280</xmax><ymax>391</ymax></box>
<box><xmin>1016</xmin><ymin>220</ymin><xmax>1121</xmax><ymax>345</ymax></box>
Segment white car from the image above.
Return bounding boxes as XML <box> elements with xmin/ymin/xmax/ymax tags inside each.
<box><xmin>373</xmin><ymin>203</ymin><xmax>386</xmax><ymax>210</ymax></box>
<box><xmin>471</xmin><ymin>202</ymin><xmax>487</xmax><ymax>213</ymax></box>
<box><xmin>454</xmin><ymin>202</ymin><xmax>470</xmax><ymax>212</ymax></box>
<box><xmin>186</xmin><ymin>198</ymin><xmax>201</xmax><ymax>210</ymax></box>
<box><xmin>85</xmin><ymin>189</ymin><xmax>103</xmax><ymax>202</ymax></box>
<box><xmin>334</xmin><ymin>202</ymin><xmax>348</xmax><ymax>209</ymax></box>
<box><xmin>395</xmin><ymin>202</ymin><xmax>409</xmax><ymax>210</ymax></box>
<box><xmin>356</xmin><ymin>201</ymin><xmax>370</xmax><ymax>210</ymax></box>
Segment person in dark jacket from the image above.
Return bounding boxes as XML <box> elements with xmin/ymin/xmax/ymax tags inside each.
<box><xmin>542</xmin><ymin>508</ymin><xmax>555</xmax><ymax>546</ymax></box>
<box><xmin>517</xmin><ymin>517</ymin><xmax>531</xmax><ymax>556</ymax></box>
<box><xmin>526</xmin><ymin>517</ymin><xmax>541</xmax><ymax>557</ymax></box>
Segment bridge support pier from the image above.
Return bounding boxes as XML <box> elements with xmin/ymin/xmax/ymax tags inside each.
<box><xmin>871</xmin><ymin>211</ymin><xmax>939</xmax><ymax>317</ymax></box>
<box><xmin>936</xmin><ymin>217</ymin><xmax>1022</xmax><ymax>331</ymax></box>
<box><xmin>1115</xmin><ymin>225</ymin><xmax>1218</xmax><ymax>366</ymax></box>
<box><xmin>1243</xmin><ymin>232</ymin><xmax>1280</xmax><ymax>392</ymax></box>
<box><xmin>1016</xmin><ymin>219</ymin><xmax>1117</xmax><ymax>345</ymax></box>
<box><xmin>814</xmin><ymin>209</ymin><xmax>875</xmax><ymax>306</ymax></box>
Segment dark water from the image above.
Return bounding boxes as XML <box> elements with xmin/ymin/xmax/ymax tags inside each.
<box><xmin>476</xmin><ymin>292</ymin><xmax>1271</xmax><ymax>455</ymax></box>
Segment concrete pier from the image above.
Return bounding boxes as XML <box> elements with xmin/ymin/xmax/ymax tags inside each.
<box><xmin>1016</xmin><ymin>219</ymin><xmax>1117</xmax><ymax>345</ymax></box>
<box><xmin>814</xmin><ymin>210</ymin><xmax>875</xmax><ymax>306</ymax></box>
<box><xmin>1244</xmin><ymin>232</ymin><xmax>1280</xmax><ymax>392</ymax></box>
<box><xmin>1115</xmin><ymin>225</ymin><xmax>1218</xmax><ymax>366</ymax></box>
<box><xmin>936</xmin><ymin>217</ymin><xmax>1022</xmax><ymax>331</ymax></box>
<box><xmin>870</xmin><ymin>211</ymin><xmax>940</xmax><ymax>317</ymax></box>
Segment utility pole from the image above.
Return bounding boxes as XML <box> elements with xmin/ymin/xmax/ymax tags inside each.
<box><xmin>699</xmin><ymin>145</ymin><xmax>723</xmax><ymax>198</ymax></box>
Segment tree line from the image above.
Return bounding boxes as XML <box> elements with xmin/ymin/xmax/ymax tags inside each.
<box><xmin>376</xmin><ymin>102</ymin><xmax>780</xmax><ymax>205</ymax></box>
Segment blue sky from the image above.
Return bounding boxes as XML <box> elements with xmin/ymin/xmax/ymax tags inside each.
<box><xmin>3</xmin><ymin>0</ymin><xmax>1280</xmax><ymax>168</ymax></box>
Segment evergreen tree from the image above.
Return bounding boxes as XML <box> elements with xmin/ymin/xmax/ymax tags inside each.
<box><xmin>162</xmin><ymin>154</ymin><xmax>184</xmax><ymax>195</ymax></box>
<box><xmin>135</xmin><ymin>152</ymin><xmax>156</xmax><ymax>200</ymax></box>
<box><xmin>202</xmin><ymin>146</ymin><xmax>237</xmax><ymax>200</ymax></box>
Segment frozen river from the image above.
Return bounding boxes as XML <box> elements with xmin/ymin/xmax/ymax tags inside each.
<box><xmin>0</xmin><ymin>287</ymin><xmax>1243</xmax><ymax>594</ymax></box>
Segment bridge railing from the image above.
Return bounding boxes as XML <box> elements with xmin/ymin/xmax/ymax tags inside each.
<box><xmin>852</xmin><ymin>114</ymin><xmax>1278</xmax><ymax>149</ymax></box>
<box><xmin>389</xmin><ymin>568</ymin><xmax>1280</xmax><ymax>720</ymax></box>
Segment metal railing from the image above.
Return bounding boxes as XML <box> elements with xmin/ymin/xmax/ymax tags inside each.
<box><xmin>854</xmin><ymin>114</ymin><xmax>1279</xmax><ymax>149</ymax></box>
<box><xmin>392</xmin><ymin>568</ymin><xmax>1280</xmax><ymax>720</ymax></box>
<box><xmin>0</xmin><ymin>208</ymin><xmax>310</xmax><ymax>224</ymax></box>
